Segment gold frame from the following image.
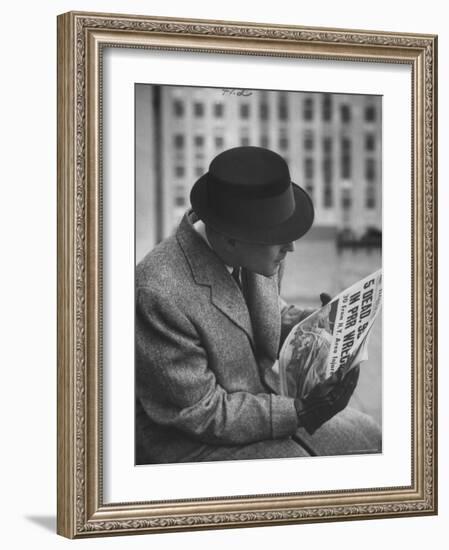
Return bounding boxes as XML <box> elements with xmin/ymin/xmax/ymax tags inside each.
<box><xmin>57</xmin><ymin>10</ymin><xmax>438</xmax><ymax>538</ymax></box>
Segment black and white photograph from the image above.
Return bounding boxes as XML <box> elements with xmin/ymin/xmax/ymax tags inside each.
<box><xmin>134</xmin><ymin>84</ymin><xmax>383</xmax><ymax>465</ymax></box>
<box><xmin>52</xmin><ymin>7</ymin><xmax>437</xmax><ymax>540</ymax></box>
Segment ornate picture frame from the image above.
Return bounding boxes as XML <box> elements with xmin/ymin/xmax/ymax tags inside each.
<box><xmin>57</xmin><ymin>11</ymin><xmax>437</xmax><ymax>538</ymax></box>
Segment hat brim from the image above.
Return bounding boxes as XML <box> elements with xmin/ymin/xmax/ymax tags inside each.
<box><xmin>190</xmin><ymin>173</ymin><xmax>314</xmax><ymax>245</ymax></box>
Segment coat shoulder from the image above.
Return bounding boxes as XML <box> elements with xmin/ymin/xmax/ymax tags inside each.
<box><xmin>136</xmin><ymin>234</ymin><xmax>190</xmax><ymax>295</ymax></box>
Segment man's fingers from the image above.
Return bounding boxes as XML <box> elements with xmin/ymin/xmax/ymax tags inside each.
<box><xmin>344</xmin><ymin>365</ymin><xmax>360</xmax><ymax>385</ymax></box>
<box><xmin>339</xmin><ymin>368</ymin><xmax>360</xmax><ymax>405</ymax></box>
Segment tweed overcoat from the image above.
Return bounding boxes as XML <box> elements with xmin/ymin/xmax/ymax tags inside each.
<box><xmin>135</xmin><ymin>209</ymin><xmax>307</xmax><ymax>464</ymax></box>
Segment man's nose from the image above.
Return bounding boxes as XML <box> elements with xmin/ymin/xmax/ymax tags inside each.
<box><xmin>283</xmin><ymin>242</ymin><xmax>295</xmax><ymax>253</ymax></box>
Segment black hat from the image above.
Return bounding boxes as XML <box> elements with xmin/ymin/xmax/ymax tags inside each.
<box><xmin>190</xmin><ymin>146</ymin><xmax>314</xmax><ymax>244</ymax></box>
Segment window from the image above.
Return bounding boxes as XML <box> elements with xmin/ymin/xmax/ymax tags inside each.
<box><xmin>279</xmin><ymin>136</ymin><xmax>288</xmax><ymax>150</ymax></box>
<box><xmin>303</xmin><ymin>97</ymin><xmax>314</xmax><ymax>121</ymax></box>
<box><xmin>304</xmin><ymin>157</ymin><xmax>314</xmax><ymax>179</ymax></box>
<box><xmin>174</xmin><ymin>185</ymin><xmax>186</xmax><ymax>207</ymax></box>
<box><xmin>175</xmin><ymin>165</ymin><xmax>185</xmax><ymax>178</ymax></box>
<box><xmin>341</xmin><ymin>188</ymin><xmax>352</xmax><ymax>209</ymax></box>
<box><xmin>366</xmin><ymin>185</ymin><xmax>376</xmax><ymax>208</ymax></box>
<box><xmin>365</xmin><ymin>105</ymin><xmax>377</xmax><ymax>122</ymax></box>
<box><xmin>279</xmin><ymin>129</ymin><xmax>289</xmax><ymax>151</ymax></box>
<box><xmin>323</xmin><ymin>137</ymin><xmax>332</xmax><ymax>153</ymax></box>
<box><xmin>341</xmin><ymin>137</ymin><xmax>351</xmax><ymax>152</ymax></box>
<box><xmin>340</xmin><ymin>105</ymin><xmax>351</xmax><ymax>123</ymax></box>
<box><xmin>341</xmin><ymin>137</ymin><xmax>352</xmax><ymax>179</ymax></box>
<box><xmin>365</xmin><ymin>134</ymin><xmax>376</xmax><ymax>151</ymax></box>
<box><xmin>365</xmin><ymin>158</ymin><xmax>376</xmax><ymax>181</ymax></box>
<box><xmin>304</xmin><ymin>131</ymin><xmax>314</xmax><ymax>151</ymax></box>
<box><xmin>323</xmin><ymin>157</ymin><xmax>332</xmax><ymax>185</ymax></box>
<box><xmin>323</xmin><ymin>188</ymin><xmax>333</xmax><ymax>208</ymax></box>
<box><xmin>173</xmin><ymin>99</ymin><xmax>184</xmax><ymax>117</ymax></box>
<box><xmin>174</xmin><ymin>134</ymin><xmax>184</xmax><ymax>149</ymax></box>
<box><xmin>240</xmin><ymin>103</ymin><xmax>250</xmax><ymax>119</ymax></box>
<box><xmin>194</xmin><ymin>135</ymin><xmax>204</xmax><ymax>147</ymax></box>
<box><xmin>194</xmin><ymin>102</ymin><xmax>204</xmax><ymax>117</ymax></box>
<box><xmin>260</xmin><ymin>101</ymin><xmax>269</xmax><ymax>120</ymax></box>
<box><xmin>195</xmin><ymin>166</ymin><xmax>204</xmax><ymax>177</ymax></box>
<box><xmin>240</xmin><ymin>125</ymin><xmax>250</xmax><ymax>147</ymax></box>
<box><xmin>260</xmin><ymin>135</ymin><xmax>269</xmax><ymax>148</ymax></box>
<box><xmin>214</xmin><ymin>103</ymin><xmax>224</xmax><ymax>117</ymax></box>
<box><xmin>322</xmin><ymin>94</ymin><xmax>332</xmax><ymax>122</ymax></box>
<box><xmin>323</xmin><ymin>149</ymin><xmax>333</xmax><ymax>207</ymax></box>
<box><xmin>214</xmin><ymin>136</ymin><xmax>224</xmax><ymax>148</ymax></box>
<box><xmin>278</xmin><ymin>95</ymin><xmax>288</xmax><ymax>120</ymax></box>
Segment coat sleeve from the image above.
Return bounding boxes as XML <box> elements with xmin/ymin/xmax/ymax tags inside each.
<box><xmin>136</xmin><ymin>287</ymin><xmax>298</xmax><ymax>445</ymax></box>
<box><xmin>276</xmin><ymin>258</ymin><xmax>315</xmax><ymax>349</ymax></box>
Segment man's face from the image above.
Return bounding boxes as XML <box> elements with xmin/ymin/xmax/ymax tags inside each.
<box><xmin>232</xmin><ymin>240</ymin><xmax>295</xmax><ymax>277</ymax></box>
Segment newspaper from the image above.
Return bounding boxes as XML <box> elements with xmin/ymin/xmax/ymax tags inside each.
<box><xmin>278</xmin><ymin>269</ymin><xmax>382</xmax><ymax>399</ymax></box>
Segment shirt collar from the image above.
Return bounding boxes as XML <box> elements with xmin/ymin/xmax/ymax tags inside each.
<box><xmin>193</xmin><ymin>219</ymin><xmax>234</xmax><ymax>274</ymax></box>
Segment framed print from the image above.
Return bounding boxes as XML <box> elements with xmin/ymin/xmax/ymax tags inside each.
<box><xmin>57</xmin><ymin>11</ymin><xmax>437</xmax><ymax>538</ymax></box>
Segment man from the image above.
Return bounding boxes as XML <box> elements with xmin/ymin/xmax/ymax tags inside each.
<box><xmin>135</xmin><ymin>146</ymin><xmax>381</xmax><ymax>464</ymax></box>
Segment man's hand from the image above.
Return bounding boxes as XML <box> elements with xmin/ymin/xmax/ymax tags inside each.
<box><xmin>294</xmin><ymin>366</ymin><xmax>360</xmax><ymax>435</ymax></box>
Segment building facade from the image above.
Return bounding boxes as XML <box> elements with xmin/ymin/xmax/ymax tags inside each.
<box><xmin>136</xmin><ymin>84</ymin><xmax>382</xmax><ymax>257</ymax></box>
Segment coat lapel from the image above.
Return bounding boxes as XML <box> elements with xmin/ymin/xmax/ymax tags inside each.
<box><xmin>176</xmin><ymin>211</ymin><xmax>255</xmax><ymax>347</ymax></box>
<box><xmin>242</xmin><ymin>269</ymin><xmax>282</xmax><ymax>393</ymax></box>
<box><xmin>242</xmin><ymin>269</ymin><xmax>281</xmax><ymax>362</ymax></box>
<box><xmin>176</xmin><ymin>210</ymin><xmax>282</xmax><ymax>394</ymax></box>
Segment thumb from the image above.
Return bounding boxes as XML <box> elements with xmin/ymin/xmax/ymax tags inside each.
<box><xmin>320</xmin><ymin>292</ymin><xmax>332</xmax><ymax>306</ymax></box>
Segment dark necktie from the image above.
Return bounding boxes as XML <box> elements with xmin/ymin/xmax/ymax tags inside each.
<box><xmin>231</xmin><ymin>267</ymin><xmax>242</xmax><ymax>289</ymax></box>
<box><xmin>232</xmin><ymin>268</ymin><xmax>250</xmax><ymax>310</ymax></box>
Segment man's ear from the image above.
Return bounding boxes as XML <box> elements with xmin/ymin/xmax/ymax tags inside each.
<box><xmin>219</xmin><ymin>235</ymin><xmax>236</xmax><ymax>254</ymax></box>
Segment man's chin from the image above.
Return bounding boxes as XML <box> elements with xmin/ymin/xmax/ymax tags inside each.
<box><xmin>245</xmin><ymin>265</ymin><xmax>278</xmax><ymax>278</ymax></box>
<box><xmin>261</xmin><ymin>267</ymin><xmax>279</xmax><ymax>278</ymax></box>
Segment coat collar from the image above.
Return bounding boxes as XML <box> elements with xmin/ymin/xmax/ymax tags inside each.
<box><xmin>176</xmin><ymin>210</ymin><xmax>282</xmax><ymax>392</ymax></box>
<box><xmin>176</xmin><ymin>210</ymin><xmax>255</xmax><ymax>346</ymax></box>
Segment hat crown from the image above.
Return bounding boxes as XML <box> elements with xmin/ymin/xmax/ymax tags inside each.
<box><xmin>209</xmin><ymin>147</ymin><xmax>290</xmax><ymax>198</ymax></box>
<box><xmin>189</xmin><ymin>146</ymin><xmax>314</xmax><ymax>244</ymax></box>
